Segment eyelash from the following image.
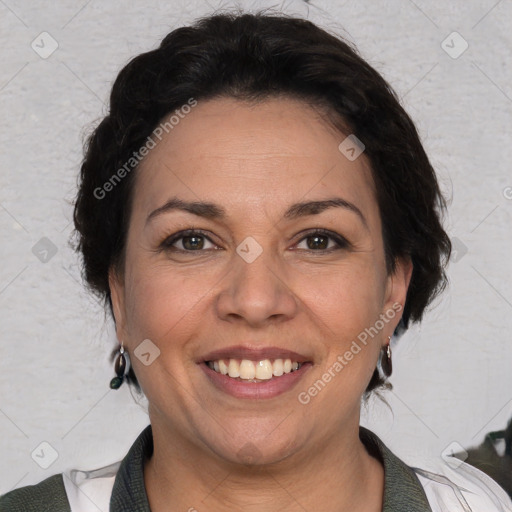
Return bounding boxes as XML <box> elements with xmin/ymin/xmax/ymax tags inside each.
<box><xmin>160</xmin><ymin>228</ymin><xmax>350</xmax><ymax>254</ymax></box>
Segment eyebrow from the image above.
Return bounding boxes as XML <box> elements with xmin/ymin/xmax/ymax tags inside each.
<box><xmin>146</xmin><ymin>196</ymin><xmax>368</xmax><ymax>230</ymax></box>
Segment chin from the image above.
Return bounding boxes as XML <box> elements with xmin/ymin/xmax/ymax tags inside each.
<box><xmin>203</xmin><ymin>421</ymin><xmax>303</xmax><ymax>467</ymax></box>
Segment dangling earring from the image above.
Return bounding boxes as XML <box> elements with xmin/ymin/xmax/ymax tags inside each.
<box><xmin>381</xmin><ymin>335</ymin><xmax>392</xmax><ymax>377</ymax></box>
<box><xmin>110</xmin><ymin>341</ymin><xmax>127</xmax><ymax>389</ymax></box>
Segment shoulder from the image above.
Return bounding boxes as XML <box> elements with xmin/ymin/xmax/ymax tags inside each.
<box><xmin>412</xmin><ymin>460</ymin><xmax>512</xmax><ymax>512</ymax></box>
<box><xmin>0</xmin><ymin>473</ymin><xmax>71</xmax><ymax>512</ymax></box>
<box><xmin>360</xmin><ymin>425</ymin><xmax>512</xmax><ymax>512</ymax></box>
<box><xmin>0</xmin><ymin>461</ymin><xmax>121</xmax><ymax>512</ymax></box>
<box><xmin>62</xmin><ymin>460</ymin><xmax>120</xmax><ymax>511</ymax></box>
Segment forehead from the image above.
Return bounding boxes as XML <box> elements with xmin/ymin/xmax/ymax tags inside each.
<box><xmin>132</xmin><ymin>96</ymin><xmax>378</xmax><ymax>224</ymax></box>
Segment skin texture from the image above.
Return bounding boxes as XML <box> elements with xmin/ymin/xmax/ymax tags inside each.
<box><xmin>110</xmin><ymin>96</ymin><xmax>413</xmax><ymax>511</ymax></box>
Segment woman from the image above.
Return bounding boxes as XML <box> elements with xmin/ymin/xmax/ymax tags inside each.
<box><xmin>2</xmin><ymin>10</ymin><xmax>511</xmax><ymax>512</ymax></box>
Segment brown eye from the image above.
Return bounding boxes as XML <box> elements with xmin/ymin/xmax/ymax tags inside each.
<box><xmin>306</xmin><ymin>234</ymin><xmax>329</xmax><ymax>250</ymax></box>
<box><xmin>181</xmin><ymin>235</ymin><xmax>206</xmax><ymax>250</ymax></box>
<box><xmin>162</xmin><ymin>230</ymin><xmax>216</xmax><ymax>252</ymax></box>
<box><xmin>295</xmin><ymin>230</ymin><xmax>349</xmax><ymax>252</ymax></box>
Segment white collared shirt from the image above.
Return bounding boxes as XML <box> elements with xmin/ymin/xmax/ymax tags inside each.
<box><xmin>62</xmin><ymin>458</ymin><xmax>512</xmax><ymax>512</ymax></box>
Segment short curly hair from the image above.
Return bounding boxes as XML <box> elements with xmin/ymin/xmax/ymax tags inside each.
<box><xmin>73</xmin><ymin>10</ymin><xmax>452</xmax><ymax>394</ymax></box>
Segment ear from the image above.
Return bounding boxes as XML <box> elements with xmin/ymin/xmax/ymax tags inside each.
<box><xmin>109</xmin><ymin>266</ymin><xmax>128</xmax><ymax>342</ymax></box>
<box><xmin>383</xmin><ymin>256</ymin><xmax>413</xmax><ymax>334</ymax></box>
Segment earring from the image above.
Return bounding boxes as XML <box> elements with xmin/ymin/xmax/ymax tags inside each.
<box><xmin>110</xmin><ymin>341</ymin><xmax>127</xmax><ymax>389</ymax></box>
<box><xmin>381</xmin><ymin>335</ymin><xmax>392</xmax><ymax>377</ymax></box>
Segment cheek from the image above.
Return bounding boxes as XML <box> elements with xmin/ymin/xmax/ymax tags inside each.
<box><xmin>121</xmin><ymin>263</ymin><xmax>213</xmax><ymax>400</ymax></box>
<box><xmin>300</xmin><ymin>262</ymin><xmax>385</xmax><ymax>394</ymax></box>
<box><xmin>123</xmin><ymin>259</ymin><xmax>212</xmax><ymax>346</ymax></box>
<box><xmin>302</xmin><ymin>263</ymin><xmax>385</xmax><ymax>331</ymax></box>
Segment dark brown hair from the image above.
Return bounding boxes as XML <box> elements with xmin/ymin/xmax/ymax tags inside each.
<box><xmin>73</xmin><ymin>11</ymin><xmax>452</xmax><ymax>394</ymax></box>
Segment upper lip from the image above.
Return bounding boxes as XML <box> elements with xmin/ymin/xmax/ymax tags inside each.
<box><xmin>200</xmin><ymin>345</ymin><xmax>311</xmax><ymax>363</ymax></box>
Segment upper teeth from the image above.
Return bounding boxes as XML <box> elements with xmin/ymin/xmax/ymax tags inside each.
<box><xmin>207</xmin><ymin>358</ymin><xmax>301</xmax><ymax>380</ymax></box>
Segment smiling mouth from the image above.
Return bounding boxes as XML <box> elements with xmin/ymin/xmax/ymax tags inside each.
<box><xmin>205</xmin><ymin>358</ymin><xmax>304</xmax><ymax>382</ymax></box>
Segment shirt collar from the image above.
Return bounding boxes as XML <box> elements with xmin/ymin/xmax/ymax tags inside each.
<box><xmin>110</xmin><ymin>424</ymin><xmax>152</xmax><ymax>511</ymax></box>
<box><xmin>110</xmin><ymin>424</ymin><xmax>432</xmax><ymax>511</ymax></box>
<box><xmin>359</xmin><ymin>426</ymin><xmax>433</xmax><ymax>511</ymax></box>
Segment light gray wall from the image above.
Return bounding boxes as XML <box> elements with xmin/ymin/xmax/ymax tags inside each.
<box><xmin>1</xmin><ymin>0</ymin><xmax>511</xmax><ymax>494</ymax></box>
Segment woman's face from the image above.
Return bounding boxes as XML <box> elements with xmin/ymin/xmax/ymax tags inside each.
<box><xmin>110</xmin><ymin>96</ymin><xmax>412</xmax><ymax>465</ymax></box>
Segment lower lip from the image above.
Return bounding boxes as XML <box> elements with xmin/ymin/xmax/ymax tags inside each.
<box><xmin>200</xmin><ymin>362</ymin><xmax>312</xmax><ymax>399</ymax></box>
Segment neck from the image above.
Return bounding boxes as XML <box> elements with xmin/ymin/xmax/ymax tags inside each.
<box><xmin>144</xmin><ymin>416</ymin><xmax>384</xmax><ymax>512</ymax></box>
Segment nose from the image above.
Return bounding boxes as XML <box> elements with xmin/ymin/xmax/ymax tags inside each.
<box><xmin>215</xmin><ymin>246</ymin><xmax>299</xmax><ymax>327</ymax></box>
